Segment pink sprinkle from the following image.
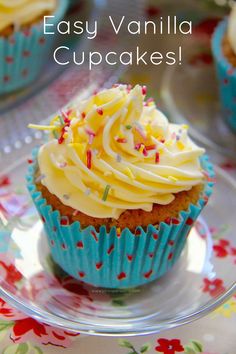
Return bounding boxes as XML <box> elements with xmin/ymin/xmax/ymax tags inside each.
<box><xmin>142</xmin><ymin>147</ymin><xmax>148</xmax><ymax>156</ymax></box>
<box><xmin>87</xmin><ymin>150</ymin><xmax>92</xmax><ymax>169</ymax></box>
<box><xmin>67</xmin><ymin>109</ymin><xmax>73</xmax><ymax>116</ymax></box>
<box><xmin>85</xmin><ymin>128</ymin><xmax>96</xmax><ymax>144</ymax></box>
<box><xmin>96</xmin><ymin>108</ymin><xmax>103</xmax><ymax>115</ymax></box>
<box><xmin>146</xmin><ymin>97</ymin><xmax>154</xmax><ymax>104</ymax></box>
<box><xmin>135</xmin><ymin>143</ymin><xmax>142</xmax><ymax>150</ymax></box>
<box><xmin>127</xmin><ymin>84</ymin><xmax>132</xmax><ymax>92</ymax></box>
<box><xmin>142</xmin><ymin>86</ymin><xmax>147</xmax><ymax>95</ymax></box>
<box><xmin>155</xmin><ymin>152</ymin><xmax>160</xmax><ymax>163</ymax></box>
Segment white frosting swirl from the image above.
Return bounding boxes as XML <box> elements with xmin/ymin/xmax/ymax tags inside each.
<box><xmin>37</xmin><ymin>85</ymin><xmax>205</xmax><ymax>219</ymax></box>
<box><xmin>0</xmin><ymin>0</ymin><xmax>56</xmax><ymax>32</ymax></box>
<box><xmin>228</xmin><ymin>3</ymin><xmax>236</xmax><ymax>55</ymax></box>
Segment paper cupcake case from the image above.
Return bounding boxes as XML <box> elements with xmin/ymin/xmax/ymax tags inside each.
<box><xmin>27</xmin><ymin>150</ymin><xmax>214</xmax><ymax>289</ymax></box>
<box><xmin>212</xmin><ymin>20</ymin><xmax>236</xmax><ymax>132</ymax></box>
<box><xmin>0</xmin><ymin>0</ymin><xmax>68</xmax><ymax>95</ymax></box>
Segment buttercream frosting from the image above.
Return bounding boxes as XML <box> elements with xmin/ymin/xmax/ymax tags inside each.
<box><xmin>34</xmin><ymin>85</ymin><xmax>205</xmax><ymax>219</ymax></box>
<box><xmin>228</xmin><ymin>3</ymin><xmax>236</xmax><ymax>55</ymax></box>
<box><xmin>0</xmin><ymin>0</ymin><xmax>56</xmax><ymax>32</ymax></box>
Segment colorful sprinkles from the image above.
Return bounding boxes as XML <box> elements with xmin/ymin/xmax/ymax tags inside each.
<box><xmin>102</xmin><ymin>184</ymin><xmax>111</xmax><ymax>201</ymax></box>
<box><xmin>27</xmin><ymin>84</ymin><xmax>196</xmax><ymax>209</ymax></box>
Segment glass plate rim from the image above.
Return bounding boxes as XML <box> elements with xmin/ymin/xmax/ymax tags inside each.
<box><xmin>0</xmin><ymin>157</ymin><xmax>236</xmax><ymax>336</ymax></box>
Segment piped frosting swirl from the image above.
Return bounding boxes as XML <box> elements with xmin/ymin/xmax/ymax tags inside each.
<box><xmin>0</xmin><ymin>0</ymin><xmax>56</xmax><ymax>32</ymax></box>
<box><xmin>228</xmin><ymin>3</ymin><xmax>236</xmax><ymax>55</ymax></box>
<box><xmin>35</xmin><ymin>85</ymin><xmax>205</xmax><ymax>219</ymax></box>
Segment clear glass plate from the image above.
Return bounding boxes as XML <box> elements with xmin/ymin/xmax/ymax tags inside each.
<box><xmin>0</xmin><ymin>154</ymin><xmax>235</xmax><ymax>336</ymax></box>
<box><xmin>160</xmin><ymin>14</ymin><xmax>236</xmax><ymax>160</ymax></box>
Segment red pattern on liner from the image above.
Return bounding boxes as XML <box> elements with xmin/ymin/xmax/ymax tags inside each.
<box><xmin>91</xmin><ymin>231</ymin><xmax>98</xmax><ymax>242</ymax></box>
<box><xmin>107</xmin><ymin>244</ymin><xmax>115</xmax><ymax>255</ymax></box>
<box><xmin>168</xmin><ymin>253</ymin><xmax>173</xmax><ymax>260</ymax></box>
<box><xmin>153</xmin><ymin>233</ymin><xmax>158</xmax><ymax>240</ymax></box>
<box><xmin>186</xmin><ymin>218</ymin><xmax>194</xmax><ymax>226</ymax></box>
<box><xmin>96</xmin><ymin>262</ymin><xmax>103</xmax><ymax>270</ymax></box>
<box><xmin>76</xmin><ymin>241</ymin><xmax>84</xmax><ymax>248</ymax></box>
<box><xmin>144</xmin><ymin>270</ymin><xmax>153</xmax><ymax>278</ymax></box>
<box><xmin>117</xmin><ymin>272</ymin><xmax>126</xmax><ymax>280</ymax></box>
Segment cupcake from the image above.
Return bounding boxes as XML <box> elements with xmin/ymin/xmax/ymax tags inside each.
<box><xmin>0</xmin><ymin>0</ymin><xmax>68</xmax><ymax>95</ymax></box>
<box><xmin>27</xmin><ymin>85</ymin><xmax>214</xmax><ymax>288</ymax></box>
<box><xmin>212</xmin><ymin>4</ymin><xmax>236</xmax><ymax>132</ymax></box>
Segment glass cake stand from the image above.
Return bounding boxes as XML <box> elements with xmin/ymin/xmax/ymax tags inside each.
<box><xmin>0</xmin><ymin>146</ymin><xmax>235</xmax><ymax>336</ymax></box>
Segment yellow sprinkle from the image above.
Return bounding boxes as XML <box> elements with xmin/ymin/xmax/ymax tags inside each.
<box><xmin>104</xmin><ymin>171</ymin><xmax>113</xmax><ymax>176</ymax></box>
<box><xmin>124</xmin><ymin>167</ymin><xmax>135</xmax><ymax>180</ymax></box>
<box><xmin>145</xmin><ymin>124</ymin><xmax>153</xmax><ymax>136</ymax></box>
<box><xmin>63</xmin><ymin>132</ymin><xmax>68</xmax><ymax>139</ymax></box>
<box><xmin>182</xmin><ymin>124</ymin><xmax>189</xmax><ymax>130</ymax></box>
<box><xmin>117</xmin><ymin>227</ymin><xmax>121</xmax><ymax>235</ymax></box>
<box><xmin>116</xmin><ymin>131</ymin><xmax>125</xmax><ymax>139</ymax></box>
<box><xmin>165</xmin><ymin>140</ymin><xmax>173</xmax><ymax>147</ymax></box>
<box><xmin>168</xmin><ymin>176</ymin><xmax>178</xmax><ymax>182</ymax></box>
<box><xmin>159</xmin><ymin>148</ymin><xmax>164</xmax><ymax>155</ymax></box>
<box><xmin>176</xmin><ymin>141</ymin><xmax>185</xmax><ymax>150</ymax></box>
<box><xmin>51</xmin><ymin>115</ymin><xmax>60</xmax><ymax>125</ymax></box>
<box><xmin>139</xmin><ymin>144</ymin><xmax>145</xmax><ymax>153</ymax></box>
<box><xmin>28</xmin><ymin>124</ymin><xmax>57</xmax><ymax>131</ymax></box>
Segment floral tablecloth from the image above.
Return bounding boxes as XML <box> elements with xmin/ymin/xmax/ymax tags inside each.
<box><xmin>0</xmin><ymin>2</ymin><xmax>236</xmax><ymax>353</ymax></box>
<box><xmin>0</xmin><ymin>155</ymin><xmax>235</xmax><ymax>354</ymax></box>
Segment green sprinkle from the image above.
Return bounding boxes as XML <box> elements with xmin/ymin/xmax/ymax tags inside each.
<box><xmin>58</xmin><ymin>115</ymin><xmax>64</xmax><ymax>125</ymax></box>
<box><xmin>53</xmin><ymin>130</ymin><xmax>59</xmax><ymax>139</ymax></box>
<box><xmin>102</xmin><ymin>185</ymin><xmax>111</xmax><ymax>201</ymax></box>
<box><xmin>125</xmin><ymin>125</ymin><xmax>132</xmax><ymax>130</ymax></box>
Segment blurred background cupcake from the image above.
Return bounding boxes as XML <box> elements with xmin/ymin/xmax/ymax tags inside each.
<box><xmin>0</xmin><ymin>0</ymin><xmax>68</xmax><ymax>95</ymax></box>
<box><xmin>212</xmin><ymin>2</ymin><xmax>236</xmax><ymax>132</ymax></box>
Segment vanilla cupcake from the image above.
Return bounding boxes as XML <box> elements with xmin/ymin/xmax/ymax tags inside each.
<box><xmin>27</xmin><ymin>85</ymin><xmax>214</xmax><ymax>288</ymax></box>
<box><xmin>0</xmin><ymin>0</ymin><xmax>68</xmax><ymax>94</ymax></box>
<box><xmin>212</xmin><ymin>4</ymin><xmax>236</xmax><ymax>132</ymax></box>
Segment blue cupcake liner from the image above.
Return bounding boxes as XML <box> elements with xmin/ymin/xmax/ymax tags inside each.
<box><xmin>212</xmin><ymin>20</ymin><xmax>236</xmax><ymax>132</ymax></box>
<box><xmin>26</xmin><ymin>149</ymin><xmax>214</xmax><ymax>288</ymax></box>
<box><xmin>0</xmin><ymin>0</ymin><xmax>68</xmax><ymax>95</ymax></box>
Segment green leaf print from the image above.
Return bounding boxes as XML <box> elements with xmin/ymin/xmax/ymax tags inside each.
<box><xmin>3</xmin><ymin>343</ymin><xmax>29</xmax><ymax>354</ymax></box>
<box><xmin>184</xmin><ymin>346</ymin><xmax>198</xmax><ymax>354</ymax></box>
<box><xmin>140</xmin><ymin>343</ymin><xmax>151</xmax><ymax>353</ymax></box>
<box><xmin>191</xmin><ymin>340</ymin><xmax>203</xmax><ymax>352</ymax></box>
<box><xmin>32</xmin><ymin>346</ymin><xmax>44</xmax><ymax>354</ymax></box>
<box><xmin>0</xmin><ymin>320</ymin><xmax>14</xmax><ymax>331</ymax></box>
<box><xmin>118</xmin><ymin>339</ymin><xmax>134</xmax><ymax>349</ymax></box>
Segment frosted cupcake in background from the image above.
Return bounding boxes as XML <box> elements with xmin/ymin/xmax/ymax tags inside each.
<box><xmin>27</xmin><ymin>85</ymin><xmax>214</xmax><ymax>289</ymax></box>
<box><xmin>0</xmin><ymin>0</ymin><xmax>68</xmax><ymax>95</ymax></box>
<box><xmin>212</xmin><ymin>3</ymin><xmax>236</xmax><ymax>132</ymax></box>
